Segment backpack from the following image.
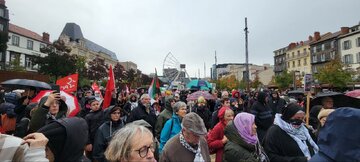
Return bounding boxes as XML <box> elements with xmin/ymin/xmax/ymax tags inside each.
<box><xmin>0</xmin><ymin>114</ymin><xmax>17</xmax><ymax>133</ymax></box>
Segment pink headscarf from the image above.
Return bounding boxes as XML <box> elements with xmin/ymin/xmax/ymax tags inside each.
<box><xmin>233</xmin><ymin>112</ymin><xmax>258</xmax><ymax>145</ymax></box>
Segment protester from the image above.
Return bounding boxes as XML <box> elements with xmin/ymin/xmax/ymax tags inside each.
<box><xmin>29</xmin><ymin>92</ymin><xmax>68</xmax><ymax>133</ymax></box>
<box><xmin>207</xmin><ymin>107</ymin><xmax>234</xmax><ymax>162</ymax></box>
<box><xmin>14</xmin><ymin>87</ymin><xmax>36</xmax><ymax>123</ymax></box>
<box><xmin>159</xmin><ymin>101</ymin><xmax>187</xmax><ymax>153</ymax></box>
<box><xmin>104</xmin><ymin>124</ymin><xmax>156</xmax><ymax>162</ymax></box>
<box><xmin>127</xmin><ymin>94</ymin><xmax>157</xmax><ymax>134</ymax></box>
<box><xmin>38</xmin><ymin>117</ymin><xmax>89</xmax><ymax>162</ymax></box>
<box><xmin>250</xmin><ymin>92</ymin><xmax>273</xmax><ymax>142</ymax></box>
<box><xmin>123</xmin><ymin>93</ymin><xmax>138</xmax><ymax>120</ymax></box>
<box><xmin>211</xmin><ymin>96</ymin><xmax>231</xmax><ymax>129</ymax></box>
<box><xmin>0</xmin><ymin>132</ymin><xmax>49</xmax><ymax>161</ymax></box>
<box><xmin>160</xmin><ymin>112</ymin><xmax>211</xmax><ymax>162</ymax></box>
<box><xmin>155</xmin><ymin>96</ymin><xmax>175</xmax><ymax>140</ymax></box>
<box><xmin>84</xmin><ymin>98</ymin><xmax>104</xmax><ymax>160</ymax></box>
<box><xmin>223</xmin><ymin>112</ymin><xmax>269</xmax><ymax>162</ymax></box>
<box><xmin>93</xmin><ymin>106</ymin><xmax>125</xmax><ymax>162</ymax></box>
<box><xmin>317</xmin><ymin>109</ymin><xmax>334</xmax><ymax>127</ymax></box>
<box><xmin>263</xmin><ymin>103</ymin><xmax>318</xmax><ymax>162</ymax></box>
<box><xmin>14</xmin><ymin>102</ymin><xmax>38</xmax><ymax>138</ymax></box>
<box><xmin>321</xmin><ymin>97</ymin><xmax>334</xmax><ymax>109</ymax></box>
<box><xmin>309</xmin><ymin>108</ymin><xmax>360</xmax><ymax>162</ymax></box>
<box><xmin>268</xmin><ymin>91</ymin><xmax>286</xmax><ymax>116</ymax></box>
<box><xmin>132</xmin><ymin>119</ymin><xmax>160</xmax><ymax>161</ymax></box>
<box><xmin>192</xmin><ymin>96</ymin><xmax>212</xmax><ymax>130</ymax></box>
<box><xmin>229</xmin><ymin>97</ymin><xmax>242</xmax><ymax>116</ymax></box>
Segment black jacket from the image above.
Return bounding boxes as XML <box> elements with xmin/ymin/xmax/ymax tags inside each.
<box><xmin>263</xmin><ymin>125</ymin><xmax>314</xmax><ymax>162</ymax></box>
<box><xmin>93</xmin><ymin>106</ymin><xmax>124</xmax><ymax>162</ymax></box>
<box><xmin>127</xmin><ymin>102</ymin><xmax>157</xmax><ymax>133</ymax></box>
<box><xmin>250</xmin><ymin>92</ymin><xmax>273</xmax><ymax>141</ymax></box>
<box><xmin>85</xmin><ymin>109</ymin><xmax>104</xmax><ymax>144</ymax></box>
<box><xmin>192</xmin><ymin>105</ymin><xmax>212</xmax><ymax>130</ymax></box>
<box><xmin>267</xmin><ymin>97</ymin><xmax>286</xmax><ymax>116</ymax></box>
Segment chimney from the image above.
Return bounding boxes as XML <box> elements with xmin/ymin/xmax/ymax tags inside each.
<box><xmin>300</xmin><ymin>41</ymin><xmax>304</xmax><ymax>46</ymax></box>
<box><xmin>314</xmin><ymin>32</ymin><xmax>321</xmax><ymax>41</ymax></box>
<box><xmin>308</xmin><ymin>35</ymin><xmax>313</xmax><ymax>41</ymax></box>
<box><xmin>288</xmin><ymin>42</ymin><xmax>296</xmax><ymax>49</ymax></box>
<box><xmin>42</xmin><ymin>32</ymin><xmax>50</xmax><ymax>43</ymax></box>
<box><xmin>340</xmin><ymin>27</ymin><xmax>349</xmax><ymax>35</ymax></box>
<box><xmin>0</xmin><ymin>0</ymin><xmax>5</xmax><ymax>5</ymax></box>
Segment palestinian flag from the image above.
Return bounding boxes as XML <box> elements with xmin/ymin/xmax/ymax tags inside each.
<box><xmin>148</xmin><ymin>69</ymin><xmax>160</xmax><ymax>101</ymax></box>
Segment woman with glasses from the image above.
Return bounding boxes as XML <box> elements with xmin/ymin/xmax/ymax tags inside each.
<box><xmin>159</xmin><ymin>101</ymin><xmax>187</xmax><ymax>153</ymax></box>
<box><xmin>93</xmin><ymin>106</ymin><xmax>125</xmax><ymax>162</ymax></box>
<box><xmin>105</xmin><ymin>124</ymin><xmax>156</xmax><ymax>162</ymax></box>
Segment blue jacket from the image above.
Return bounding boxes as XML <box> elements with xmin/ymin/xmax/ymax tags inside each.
<box><xmin>159</xmin><ymin>113</ymin><xmax>182</xmax><ymax>153</ymax></box>
<box><xmin>309</xmin><ymin>108</ymin><xmax>360</xmax><ymax>162</ymax></box>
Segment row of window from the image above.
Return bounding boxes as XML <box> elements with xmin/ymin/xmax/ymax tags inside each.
<box><xmin>343</xmin><ymin>53</ymin><xmax>360</xmax><ymax>64</ymax></box>
<box><xmin>9</xmin><ymin>52</ymin><xmax>36</xmax><ymax>69</ymax></box>
<box><xmin>11</xmin><ymin>35</ymin><xmax>46</xmax><ymax>50</ymax></box>
<box><xmin>312</xmin><ymin>52</ymin><xmax>336</xmax><ymax>63</ymax></box>
<box><xmin>287</xmin><ymin>58</ymin><xmax>308</xmax><ymax>68</ymax></box>
<box><xmin>343</xmin><ymin>38</ymin><xmax>360</xmax><ymax>50</ymax></box>
<box><xmin>286</xmin><ymin>48</ymin><xmax>310</xmax><ymax>59</ymax></box>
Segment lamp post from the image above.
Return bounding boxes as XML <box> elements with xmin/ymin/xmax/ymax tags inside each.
<box><xmin>293</xmin><ymin>70</ymin><xmax>300</xmax><ymax>90</ymax></box>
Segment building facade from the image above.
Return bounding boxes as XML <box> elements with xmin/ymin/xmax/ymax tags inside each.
<box><xmin>119</xmin><ymin>61</ymin><xmax>137</xmax><ymax>71</ymax></box>
<box><xmin>273</xmin><ymin>47</ymin><xmax>287</xmax><ymax>76</ymax></box>
<box><xmin>59</xmin><ymin>23</ymin><xmax>118</xmax><ymax>66</ymax></box>
<box><xmin>0</xmin><ymin>0</ymin><xmax>9</xmax><ymax>70</ymax></box>
<box><xmin>4</xmin><ymin>23</ymin><xmax>49</xmax><ymax>71</ymax></box>
<box><xmin>338</xmin><ymin>24</ymin><xmax>360</xmax><ymax>78</ymax></box>
<box><xmin>310</xmin><ymin>31</ymin><xmax>341</xmax><ymax>74</ymax></box>
<box><xmin>285</xmin><ymin>39</ymin><xmax>312</xmax><ymax>76</ymax></box>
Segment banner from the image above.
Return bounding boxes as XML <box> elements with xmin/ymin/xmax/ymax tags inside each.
<box><xmin>56</xmin><ymin>74</ymin><xmax>78</xmax><ymax>93</ymax></box>
<box><xmin>304</xmin><ymin>74</ymin><xmax>312</xmax><ymax>92</ymax></box>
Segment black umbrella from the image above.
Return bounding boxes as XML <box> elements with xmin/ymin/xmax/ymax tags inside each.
<box><xmin>310</xmin><ymin>91</ymin><xmax>360</xmax><ymax>108</ymax></box>
<box><xmin>1</xmin><ymin>79</ymin><xmax>51</xmax><ymax>90</ymax></box>
<box><xmin>287</xmin><ymin>90</ymin><xmax>305</xmax><ymax>98</ymax></box>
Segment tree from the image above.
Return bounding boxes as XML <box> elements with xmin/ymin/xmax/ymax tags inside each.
<box><xmin>7</xmin><ymin>54</ymin><xmax>25</xmax><ymax>72</ymax></box>
<box><xmin>32</xmin><ymin>40</ymin><xmax>77</xmax><ymax>81</ymax></box>
<box><xmin>126</xmin><ymin>69</ymin><xmax>136</xmax><ymax>88</ymax></box>
<box><xmin>217</xmin><ymin>75</ymin><xmax>240</xmax><ymax>91</ymax></box>
<box><xmin>314</xmin><ymin>58</ymin><xmax>353</xmax><ymax>89</ymax></box>
<box><xmin>86</xmin><ymin>56</ymin><xmax>107</xmax><ymax>81</ymax></box>
<box><xmin>275</xmin><ymin>70</ymin><xmax>292</xmax><ymax>90</ymax></box>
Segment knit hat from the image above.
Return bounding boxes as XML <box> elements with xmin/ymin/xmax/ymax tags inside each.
<box><xmin>197</xmin><ymin>96</ymin><xmax>206</xmax><ymax>104</ymax></box>
<box><xmin>229</xmin><ymin>97</ymin><xmax>237</xmax><ymax>105</ymax></box>
<box><xmin>281</xmin><ymin>103</ymin><xmax>304</xmax><ymax>121</ymax></box>
<box><xmin>317</xmin><ymin>109</ymin><xmax>335</xmax><ymax>120</ymax></box>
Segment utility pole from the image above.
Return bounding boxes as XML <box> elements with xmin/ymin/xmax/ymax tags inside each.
<box><xmin>204</xmin><ymin>62</ymin><xmax>206</xmax><ymax>79</ymax></box>
<box><xmin>244</xmin><ymin>17</ymin><xmax>250</xmax><ymax>92</ymax></box>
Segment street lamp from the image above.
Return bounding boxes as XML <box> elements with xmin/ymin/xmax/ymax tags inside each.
<box><xmin>293</xmin><ymin>70</ymin><xmax>300</xmax><ymax>90</ymax></box>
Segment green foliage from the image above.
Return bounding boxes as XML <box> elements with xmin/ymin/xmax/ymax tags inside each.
<box><xmin>86</xmin><ymin>56</ymin><xmax>107</xmax><ymax>81</ymax></box>
<box><xmin>79</xmin><ymin>77</ymin><xmax>91</xmax><ymax>88</ymax></box>
<box><xmin>216</xmin><ymin>75</ymin><xmax>240</xmax><ymax>91</ymax></box>
<box><xmin>251</xmin><ymin>74</ymin><xmax>263</xmax><ymax>89</ymax></box>
<box><xmin>126</xmin><ymin>69</ymin><xmax>136</xmax><ymax>88</ymax></box>
<box><xmin>275</xmin><ymin>70</ymin><xmax>292</xmax><ymax>90</ymax></box>
<box><xmin>314</xmin><ymin>59</ymin><xmax>353</xmax><ymax>88</ymax></box>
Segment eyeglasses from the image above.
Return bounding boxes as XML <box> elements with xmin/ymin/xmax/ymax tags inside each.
<box><xmin>134</xmin><ymin>143</ymin><xmax>156</xmax><ymax>158</ymax></box>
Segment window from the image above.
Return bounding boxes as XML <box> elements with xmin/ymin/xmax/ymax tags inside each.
<box><xmin>25</xmin><ymin>56</ymin><xmax>34</xmax><ymax>69</ymax></box>
<box><xmin>313</xmin><ymin>66</ymin><xmax>318</xmax><ymax>73</ymax></box>
<box><xmin>330</xmin><ymin>51</ymin><xmax>335</xmax><ymax>59</ymax></box>
<box><xmin>356</xmin><ymin>52</ymin><xmax>360</xmax><ymax>63</ymax></box>
<box><xmin>0</xmin><ymin>24</ymin><xmax>3</xmax><ymax>31</ymax></box>
<box><xmin>324</xmin><ymin>42</ymin><xmax>331</xmax><ymax>50</ymax></box>
<box><xmin>10</xmin><ymin>52</ymin><xmax>21</xmax><ymax>66</ymax></box>
<box><xmin>40</xmin><ymin>44</ymin><xmax>45</xmax><ymax>51</ymax></box>
<box><xmin>292</xmin><ymin>52</ymin><xmax>295</xmax><ymax>58</ymax></box>
<box><xmin>12</xmin><ymin>35</ymin><xmax>20</xmax><ymax>46</ymax></box>
<box><xmin>320</xmin><ymin>54</ymin><xmax>325</xmax><ymax>62</ymax></box>
<box><xmin>287</xmin><ymin>54</ymin><xmax>289</xmax><ymax>58</ymax></box>
<box><xmin>316</xmin><ymin>45</ymin><xmax>322</xmax><ymax>52</ymax></box>
<box><xmin>287</xmin><ymin>62</ymin><xmax>290</xmax><ymax>68</ymax></box>
<box><xmin>344</xmin><ymin>54</ymin><xmax>353</xmax><ymax>64</ymax></box>
<box><xmin>292</xmin><ymin>61</ymin><xmax>295</xmax><ymax>68</ymax></box>
<box><xmin>312</xmin><ymin>55</ymin><xmax>317</xmax><ymax>63</ymax></box>
<box><xmin>0</xmin><ymin>52</ymin><xmax>3</xmax><ymax>62</ymax></box>
<box><xmin>303</xmin><ymin>48</ymin><xmax>307</xmax><ymax>54</ymax></box>
<box><xmin>304</xmin><ymin>58</ymin><xmax>307</xmax><ymax>65</ymax></box>
<box><xmin>27</xmin><ymin>40</ymin><xmax>33</xmax><ymax>50</ymax></box>
<box><xmin>297</xmin><ymin>50</ymin><xmax>300</xmax><ymax>56</ymax></box>
<box><xmin>0</xmin><ymin>8</ymin><xmax>4</xmax><ymax>17</ymax></box>
<box><xmin>298</xmin><ymin>60</ymin><xmax>301</xmax><ymax>66</ymax></box>
<box><xmin>343</xmin><ymin>40</ymin><xmax>351</xmax><ymax>50</ymax></box>
<box><xmin>357</xmin><ymin>37</ymin><xmax>360</xmax><ymax>47</ymax></box>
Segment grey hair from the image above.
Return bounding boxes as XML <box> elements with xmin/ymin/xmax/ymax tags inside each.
<box><xmin>105</xmin><ymin>124</ymin><xmax>153</xmax><ymax>162</ymax></box>
<box><xmin>173</xmin><ymin>101</ymin><xmax>187</xmax><ymax>113</ymax></box>
<box><xmin>140</xmin><ymin>94</ymin><xmax>150</xmax><ymax>101</ymax></box>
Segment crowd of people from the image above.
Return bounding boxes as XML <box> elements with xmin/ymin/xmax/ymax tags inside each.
<box><xmin>0</xmin><ymin>86</ymin><xmax>359</xmax><ymax>162</ymax></box>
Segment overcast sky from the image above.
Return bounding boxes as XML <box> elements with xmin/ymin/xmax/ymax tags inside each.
<box><xmin>6</xmin><ymin>0</ymin><xmax>360</xmax><ymax>77</ymax></box>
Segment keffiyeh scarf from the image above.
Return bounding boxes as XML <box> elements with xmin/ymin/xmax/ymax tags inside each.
<box><xmin>179</xmin><ymin>133</ymin><xmax>205</xmax><ymax>162</ymax></box>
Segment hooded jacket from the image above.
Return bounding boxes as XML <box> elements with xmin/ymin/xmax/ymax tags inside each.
<box><xmin>123</xmin><ymin>93</ymin><xmax>138</xmax><ymax>115</ymax></box>
<box><xmin>223</xmin><ymin>121</ymin><xmax>264</xmax><ymax>162</ymax></box>
<box><xmin>29</xmin><ymin>96</ymin><xmax>68</xmax><ymax>133</ymax></box>
<box><xmin>207</xmin><ymin>107</ymin><xmax>228</xmax><ymax>162</ymax></box>
<box><xmin>250</xmin><ymin>92</ymin><xmax>272</xmax><ymax>141</ymax></box>
<box><xmin>155</xmin><ymin>96</ymin><xmax>174</xmax><ymax>139</ymax></box>
<box><xmin>127</xmin><ymin>102</ymin><xmax>157</xmax><ymax>134</ymax></box>
<box><xmin>193</xmin><ymin>104</ymin><xmax>212</xmax><ymax>130</ymax></box>
<box><xmin>309</xmin><ymin>108</ymin><xmax>360</xmax><ymax>162</ymax></box>
<box><xmin>84</xmin><ymin>106</ymin><xmax>104</xmax><ymax>145</ymax></box>
<box><xmin>93</xmin><ymin>106</ymin><xmax>125</xmax><ymax>162</ymax></box>
<box><xmin>159</xmin><ymin>113</ymin><xmax>182</xmax><ymax>153</ymax></box>
<box><xmin>267</xmin><ymin>92</ymin><xmax>286</xmax><ymax>116</ymax></box>
<box><xmin>38</xmin><ymin>117</ymin><xmax>89</xmax><ymax>162</ymax></box>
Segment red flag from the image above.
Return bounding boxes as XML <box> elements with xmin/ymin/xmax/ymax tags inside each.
<box><xmin>103</xmin><ymin>65</ymin><xmax>115</xmax><ymax>109</ymax></box>
<box><xmin>91</xmin><ymin>82</ymin><xmax>103</xmax><ymax>99</ymax></box>
<box><xmin>56</xmin><ymin>74</ymin><xmax>78</xmax><ymax>93</ymax></box>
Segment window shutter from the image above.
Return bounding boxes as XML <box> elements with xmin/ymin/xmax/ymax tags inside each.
<box><xmin>350</xmin><ymin>54</ymin><xmax>353</xmax><ymax>64</ymax></box>
<box><xmin>342</xmin><ymin>56</ymin><xmax>345</xmax><ymax>63</ymax></box>
<box><xmin>357</xmin><ymin>53</ymin><xmax>360</xmax><ymax>63</ymax></box>
<box><xmin>350</xmin><ymin>41</ymin><xmax>352</xmax><ymax>49</ymax></box>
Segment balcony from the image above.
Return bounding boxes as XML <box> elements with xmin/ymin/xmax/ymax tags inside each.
<box><xmin>286</xmin><ymin>52</ymin><xmax>310</xmax><ymax>61</ymax></box>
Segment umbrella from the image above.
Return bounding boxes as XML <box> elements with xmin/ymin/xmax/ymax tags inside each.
<box><xmin>1</xmin><ymin>79</ymin><xmax>51</xmax><ymax>90</ymax></box>
<box><xmin>345</xmin><ymin>89</ymin><xmax>360</xmax><ymax>99</ymax></box>
<box><xmin>287</xmin><ymin>90</ymin><xmax>304</xmax><ymax>98</ymax></box>
<box><xmin>31</xmin><ymin>90</ymin><xmax>80</xmax><ymax>117</ymax></box>
<box><xmin>310</xmin><ymin>91</ymin><xmax>360</xmax><ymax>108</ymax></box>
<box><xmin>186</xmin><ymin>91</ymin><xmax>216</xmax><ymax>101</ymax></box>
<box><xmin>186</xmin><ymin>80</ymin><xmax>212</xmax><ymax>90</ymax></box>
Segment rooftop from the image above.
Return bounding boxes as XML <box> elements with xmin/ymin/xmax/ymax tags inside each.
<box><xmin>9</xmin><ymin>23</ymin><xmax>49</xmax><ymax>43</ymax></box>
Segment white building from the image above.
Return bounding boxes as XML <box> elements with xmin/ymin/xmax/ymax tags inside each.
<box><xmin>5</xmin><ymin>23</ymin><xmax>49</xmax><ymax>71</ymax></box>
<box><xmin>338</xmin><ymin>24</ymin><xmax>360</xmax><ymax>78</ymax></box>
